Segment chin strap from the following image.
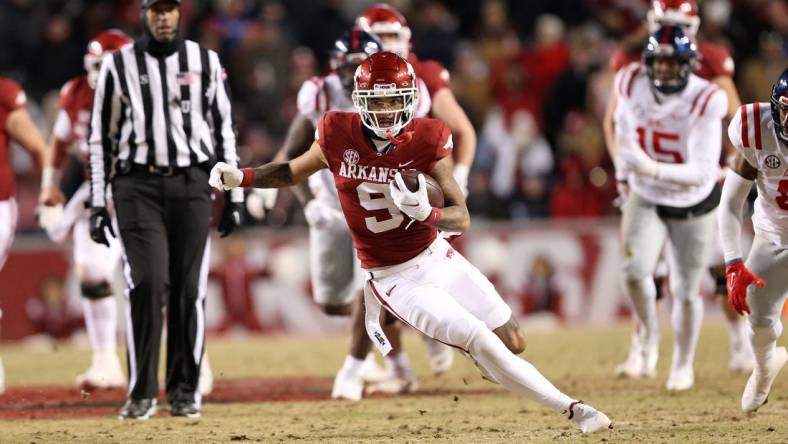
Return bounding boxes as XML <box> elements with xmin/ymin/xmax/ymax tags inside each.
<box><xmin>385</xmin><ymin>129</ymin><xmax>413</xmax><ymax>145</ymax></box>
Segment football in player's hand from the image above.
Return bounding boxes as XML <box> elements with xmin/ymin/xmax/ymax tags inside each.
<box><xmin>399</xmin><ymin>169</ymin><xmax>444</xmax><ymax>208</ymax></box>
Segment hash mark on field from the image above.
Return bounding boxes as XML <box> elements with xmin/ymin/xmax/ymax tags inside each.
<box><xmin>0</xmin><ymin>376</ymin><xmax>498</xmax><ymax>420</ymax></box>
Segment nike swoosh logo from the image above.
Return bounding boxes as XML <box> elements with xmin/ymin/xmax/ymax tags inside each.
<box><xmin>402</xmin><ymin>203</ymin><xmax>420</xmax><ymax>207</ymax></box>
<box><xmin>385</xmin><ymin>284</ymin><xmax>397</xmax><ymax>297</ymax></box>
<box><xmin>398</xmin><ymin>160</ymin><xmax>414</xmax><ymax>168</ymax></box>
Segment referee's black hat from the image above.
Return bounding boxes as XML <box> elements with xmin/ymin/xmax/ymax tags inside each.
<box><xmin>142</xmin><ymin>0</ymin><xmax>180</xmax><ymax>8</ymax></box>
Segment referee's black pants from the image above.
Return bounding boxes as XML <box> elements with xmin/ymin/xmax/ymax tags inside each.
<box><xmin>112</xmin><ymin>165</ymin><xmax>212</xmax><ymax>404</ymax></box>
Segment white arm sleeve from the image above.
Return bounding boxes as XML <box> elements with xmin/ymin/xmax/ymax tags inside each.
<box><xmin>656</xmin><ymin>91</ymin><xmax>728</xmax><ymax>186</ymax></box>
<box><xmin>718</xmin><ymin>169</ymin><xmax>754</xmax><ymax>263</ymax></box>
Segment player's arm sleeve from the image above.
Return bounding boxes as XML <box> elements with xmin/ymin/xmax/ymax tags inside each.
<box><xmin>718</xmin><ymin>167</ymin><xmax>754</xmax><ymax>263</ymax></box>
<box><xmin>420</xmin><ymin>61</ymin><xmax>450</xmax><ymax>96</ymax></box>
<box><xmin>427</xmin><ymin>123</ymin><xmax>454</xmax><ymax>171</ymax></box>
<box><xmin>655</xmin><ymin>91</ymin><xmax>728</xmax><ymax>186</ymax></box>
<box><xmin>208</xmin><ymin>50</ymin><xmax>243</xmax><ymax>203</ymax></box>
<box><xmin>88</xmin><ymin>56</ymin><xmax>122</xmax><ymax>208</ymax></box>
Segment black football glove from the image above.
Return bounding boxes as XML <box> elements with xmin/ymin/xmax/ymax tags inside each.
<box><xmin>89</xmin><ymin>206</ymin><xmax>115</xmax><ymax>247</ymax></box>
<box><xmin>218</xmin><ymin>200</ymin><xmax>243</xmax><ymax>238</ymax></box>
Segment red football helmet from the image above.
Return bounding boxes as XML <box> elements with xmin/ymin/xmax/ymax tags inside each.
<box><xmin>84</xmin><ymin>30</ymin><xmax>132</xmax><ymax>89</ymax></box>
<box><xmin>352</xmin><ymin>52</ymin><xmax>419</xmax><ymax>138</ymax></box>
<box><xmin>355</xmin><ymin>4</ymin><xmax>411</xmax><ymax>58</ymax></box>
<box><xmin>647</xmin><ymin>0</ymin><xmax>700</xmax><ymax>37</ymax></box>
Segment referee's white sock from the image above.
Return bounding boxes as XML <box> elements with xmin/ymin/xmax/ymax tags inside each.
<box><xmin>468</xmin><ymin>327</ymin><xmax>573</xmax><ymax>413</ymax></box>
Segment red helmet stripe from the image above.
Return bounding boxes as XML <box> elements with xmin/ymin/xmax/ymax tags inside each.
<box><xmin>351</xmin><ymin>29</ymin><xmax>360</xmax><ymax>52</ymax></box>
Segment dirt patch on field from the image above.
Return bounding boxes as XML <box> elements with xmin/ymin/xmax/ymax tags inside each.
<box><xmin>0</xmin><ymin>377</ymin><xmax>496</xmax><ymax>420</ymax></box>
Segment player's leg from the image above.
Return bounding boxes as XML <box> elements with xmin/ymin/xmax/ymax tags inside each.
<box><xmin>620</xmin><ymin>193</ymin><xmax>668</xmax><ymax>377</ymax></box>
<box><xmin>367</xmin><ymin>266</ymin><xmax>611</xmax><ymax>433</ymax></box>
<box><xmin>663</xmin><ymin>210</ymin><xmax>715</xmax><ymax>390</ymax></box>
<box><xmin>309</xmin><ymin>226</ymin><xmax>356</xmax><ymax>316</ymax></box>
<box><xmin>73</xmin><ymin>215</ymin><xmax>125</xmax><ymax>390</ymax></box>
<box><xmin>740</xmin><ymin>235</ymin><xmax>788</xmax><ymax>411</ymax></box>
<box><xmin>0</xmin><ymin>198</ymin><xmax>17</xmax><ymax>394</ymax></box>
<box><xmin>443</xmin><ymin>244</ymin><xmax>525</xmax><ymax>354</ymax></box>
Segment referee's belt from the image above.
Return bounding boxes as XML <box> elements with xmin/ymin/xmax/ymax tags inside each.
<box><xmin>124</xmin><ymin>162</ymin><xmax>189</xmax><ymax>177</ymax></box>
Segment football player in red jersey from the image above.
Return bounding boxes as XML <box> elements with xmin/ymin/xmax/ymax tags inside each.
<box><xmin>210</xmin><ymin>52</ymin><xmax>613</xmax><ymax>434</ymax></box>
<box><xmin>0</xmin><ymin>76</ymin><xmax>61</xmax><ymax>394</ymax></box>
<box><xmin>604</xmin><ymin>0</ymin><xmax>751</xmax><ymax>377</ymax></box>
<box><xmin>353</xmin><ymin>2</ymin><xmax>480</xmax><ymax>378</ymax></box>
<box><xmin>39</xmin><ymin>30</ymin><xmax>131</xmax><ymax>391</ymax></box>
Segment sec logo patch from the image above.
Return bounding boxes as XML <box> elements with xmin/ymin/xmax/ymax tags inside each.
<box><xmin>765</xmin><ymin>155</ymin><xmax>781</xmax><ymax>169</ymax></box>
<box><xmin>343</xmin><ymin>149</ymin><xmax>359</xmax><ymax>166</ymax></box>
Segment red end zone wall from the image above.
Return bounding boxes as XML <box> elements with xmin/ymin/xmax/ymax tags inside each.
<box><xmin>0</xmin><ymin>219</ymin><xmax>632</xmax><ymax>341</ymax></box>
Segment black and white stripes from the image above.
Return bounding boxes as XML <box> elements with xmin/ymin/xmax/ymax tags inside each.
<box><xmin>88</xmin><ymin>39</ymin><xmax>240</xmax><ymax>207</ymax></box>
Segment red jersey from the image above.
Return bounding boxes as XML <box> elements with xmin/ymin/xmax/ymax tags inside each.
<box><xmin>610</xmin><ymin>41</ymin><xmax>735</xmax><ymax>80</ymax></box>
<box><xmin>53</xmin><ymin>75</ymin><xmax>94</xmax><ymax>156</ymax></box>
<box><xmin>0</xmin><ymin>77</ymin><xmax>27</xmax><ymax>200</ymax></box>
<box><xmin>407</xmin><ymin>54</ymin><xmax>450</xmax><ymax>97</ymax></box>
<box><xmin>316</xmin><ymin>112</ymin><xmax>453</xmax><ymax>268</ymax></box>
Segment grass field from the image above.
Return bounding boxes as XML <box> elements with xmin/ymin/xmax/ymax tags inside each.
<box><xmin>2</xmin><ymin>322</ymin><xmax>788</xmax><ymax>443</ymax></box>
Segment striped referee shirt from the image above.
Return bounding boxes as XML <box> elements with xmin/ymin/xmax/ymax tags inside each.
<box><xmin>87</xmin><ymin>39</ymin><xmax>243</xmax><ymax>207</ymax></box>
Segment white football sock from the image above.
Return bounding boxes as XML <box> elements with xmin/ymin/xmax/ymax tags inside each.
<box><xmin>670</xmin><ymin>298</ymin><xmax>703</xmax><ymax>370</ymax></box>
<box><xmin>82</xmin><ymin>297</ymin><xmax>117</xmax><ymax>352</ymax></box>
<box><xmin>625</xmin><ymin>277</ymin><xmax>660</xmax><ymax>344</ymax></box>
<box><xmin>469</xmin><ymin>327</ymin><xmax>573</xmax><ymax>413</ymax></box>
<box><xmin>727</xmin><ymin>317</ymin><xmax>750</xmax><ymax>354</ymax></box>
<box><xmin>340</xmin><ymin>355</ymin><xmax>365</xmax><ymax>377</ymax></box>
<box><xmin>750</xmin><ymin>322</ymin><xmax>783</xmax><ymax>371</ymax></box>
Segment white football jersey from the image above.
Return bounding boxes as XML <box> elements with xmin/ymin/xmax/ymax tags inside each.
<box><xmin>297</xmin><ymin>73</ymin><xmax>432</xmax><ymax>206</ymax></box>
<box><xmin>614</xmin><ymin>63</ymin><xmax>727</xmax><ymax>207</ymax></box>
<box><xmin>729</xmin><ymin>102</ymin><xmax>788</xmax><ymax>248</ymax></box>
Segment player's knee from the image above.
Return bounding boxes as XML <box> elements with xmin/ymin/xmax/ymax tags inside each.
<box><xmin>322</xmin><ymin>303</ymin><xmax>352</xmax><ymax>316</ymax></box>
<box><xmin>81</xmin><ymin>280</ymin><xmax>112</xmax><ymax>300</ymax></box>
<box><xmin>447</xmin><ymin>317</ymin><xmax>487</xmax><ymax>353</ymax></box>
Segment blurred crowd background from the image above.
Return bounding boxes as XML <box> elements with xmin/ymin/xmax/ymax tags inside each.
<box><xmin>1</xmin><ymin>0</ymin><xmax>785</xmax><ymax>231</ymax></box>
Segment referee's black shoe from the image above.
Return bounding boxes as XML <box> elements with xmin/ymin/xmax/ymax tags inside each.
<box><xmin>118</xmin><ymin>398</ymin><xmax>157</xmax><ymax>420</ymax></box>
<box><xmin>170</xmin><ymin>400</ymin><xmax>200</xmax><ymax>418</ymax></box>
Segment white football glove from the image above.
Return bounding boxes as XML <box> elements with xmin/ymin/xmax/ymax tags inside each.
<box><xmin>209</xmin><ymin>161</ymin><xmax>243</xmax><ymax>191</ymax></box>
<box><xmin>453</xmin><ymin>164</ymin><xmax>470</xmax><ymax>197</ymax></box>
<box><xmin>613</xmin><ymin>181</ymin><xmax>630</xmax><ymax>209</ymax></box>
<box><xmin>389</xmin><ymin>172</ymin><xmax>432</xmax><ymax>222</ymax></box>
<box><xmin>618</xmin><ymin>145</ymin><xmax>659</xmax><ymax>178</ymax></box>
<box><xmin>246</xmin><ymin>188</ymin><xmax>278</xmax><ymax>220</ymax></box>
<box><xmin>37</xmin><ymin>204</ymin><xmax>64</xmax><ymax>234</ymax></box>
<box><xmin>304</xmin><ymin>199</ymin><xmax>346</xmax><ymax>230</ymax></box>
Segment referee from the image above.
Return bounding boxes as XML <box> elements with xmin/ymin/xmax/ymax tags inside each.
<box><xmin>87</xmin><ymin>0</ymin><xmax>243</xmax><ymax>419</ymax></box>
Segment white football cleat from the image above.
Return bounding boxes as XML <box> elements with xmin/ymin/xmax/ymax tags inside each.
<box><xmin>199</xmin><ymin>354</ymin><xmax>214</xmax><ymax>396</ymax></box>
<box><xmin>568</xmin><ymin>401</ymin><xmax>612</xmax><ymax>433</ymax></box>
<box><xmin>76</xmin><ymin>350</ymin><xmax>126</xmax><ymax>390</ymax></box>
<box><xmin>359</xmin><ymin>353</ymin><xmax>389</xmax><ymax>384</ymax></box>
<box><xmin>331</xmin><ymin>368</ymin><xmax>364</xmax><ymax>401</ymax></box>
<box><xmin>615</xmin><ymin>332</ymin><xmax>644</xmax><ymax>378</ymax></box>
<box><xmin>614</xmin><ymin>349</ymin><xmax>644</xmax><ymax>379</ymax></box>
<box><xmin>666</xmin><ymin>366</ymin><xmax>694</xmax><ymax>391</ymax></box>
<box><xmin>742</xmin><ymin>346</ymin><xmax>788</xmax><ymax>412</ymax></box>
<box><xmin>366</xmin><ymin>353</ymin><xmax>418</xmax><ymax>395</ymax></box>
<box><xmin>421</xmin><ymin>335</ymin><xmax>454</xmax><ymax>375</ymax></box>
